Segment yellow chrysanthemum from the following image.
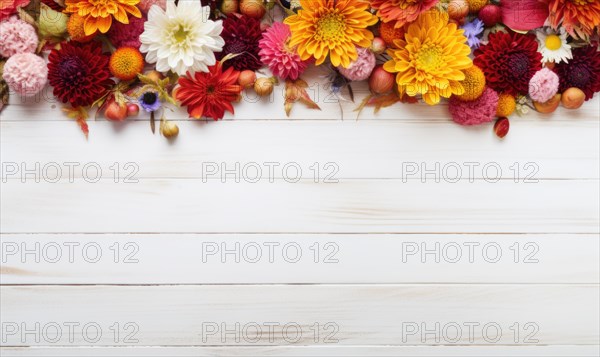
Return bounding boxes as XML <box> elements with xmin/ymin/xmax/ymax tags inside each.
<box><xmin>383</xmin><ymin>10</ymin><xmax>472</xmax><ymax>105</ymax></box>
<box><xmin>496</xmin><ymin>93</ymin><xmax>516</xmax><ymax>117</ymax></box>
<box><xmin>455</xmin><ymin>65</ymin><xmax>486</xmax><ymax>101</ymax></box>
<box><xmin>64</xmin><ymin>0</ymin><xmax>142</xmax><ymax>36</ymax></box>
<box><xmin>284</xmin><ymin>0</ymin><xmax>378</xmax><ymax>68</ymax></box>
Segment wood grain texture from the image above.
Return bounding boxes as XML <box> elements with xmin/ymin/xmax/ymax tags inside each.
<box><xmin>1</xmin><ymin>285</ymin><xmax>598</xmax><ymax>346</ymax></box>
<box><xmin>1</xmin><ymin>120</ymin><xmax>598</xmax><ymax>180</ymax></box>
<box><xmin>1</xmin><ymin>179</ymin><xmax>598</xmax><ymax>234</ymax></box>
<box><xmin>2</xmin><ymin>346</ymin><xmax>599</xmax><ymax>356</ymax></box>
<box><xmin>1</xmin><ymin>234</ymin><xmax>598</xmax><ymax>284</ymax></box>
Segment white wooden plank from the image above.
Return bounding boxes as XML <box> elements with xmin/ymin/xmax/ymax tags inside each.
<box><xmin>1</xmin><ymin>285</ymin><xmax>598</xmax><ymax>346</ymax></box>
<box><xmin>1</xmin><ymin>234</ymin><xmax>597</xmax><ymax>284</ymax></box>
<box><xmin>2</xmin><ymin>67</ymin><xmax>599</xmax><ymax>122</ymax></box>
<box><xmin>1</xmin><ymin>180</ymin><xmax>598</xmax><ymax>234</ymax></box>
<box><xmin>1</xmin><ymin>345</ymin><xmax>599</xmax><ymax>356</ymax></box>
<box><xmin>2</xmin><ymin>120</ymin><xmax>598</xmax><ymax>180</ymax></box>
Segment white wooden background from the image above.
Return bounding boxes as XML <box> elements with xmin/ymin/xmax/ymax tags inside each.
<box><xmin>1</xmin><ymin>61</ymin><xmax>599</xmax><ymax>356</ymax></box>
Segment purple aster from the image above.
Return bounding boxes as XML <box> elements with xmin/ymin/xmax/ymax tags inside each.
<box><xmin>462</xmin><ymin>19</ymin><xmax>484</xmax><ymax>51</ymax></box>
<box><xmin>138</xmin><ymin>91</ymin><xmax>162</xmax><ymax>112</ymax></box>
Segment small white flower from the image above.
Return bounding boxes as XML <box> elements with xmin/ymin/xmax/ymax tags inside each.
<box><xmin>140</xmin><ymin>1</ymin><xmax>224</xmax><ymax>76</ymax></box>
<box><xmin>536</xmin><ymin>27</ymin><xmax>572</xmax><ymax>64</ymax></box>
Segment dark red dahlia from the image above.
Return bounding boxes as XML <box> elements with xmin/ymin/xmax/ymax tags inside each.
<box><xmin>48</xmin><ymin>42</ymin><xmax>114</xmax><ymax>107</ymax></box>
<box><xmin>554</xmin><ymin>43</ymin><xmax>600</xmax><ymax>101</ymax></box>
<box><xmin>474</xmin><ymin>31</ymin><xmax>542</xmax><ymax>96</ymax></box>
<box><xmin>217</xmin><ymin>15</ymin><xmax>263</xmax><ymax>71</ymax></box>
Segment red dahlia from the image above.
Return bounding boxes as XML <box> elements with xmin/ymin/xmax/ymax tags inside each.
<box><xmin>217</xmin><ymin>15</ymin><xmax>263</xmax><ymax>71</ymax></box>
<box><xmin>48</xmin><ymin>42</ymin><xmax>113</xmax><ymax>107</ymax></box>
<box><xmin>474</xmin><ymin>31</ymin><xmax>542</xmax><ymax>96</ymax></box>
<box><xmin>553</xmin><ymin>43</ymin><xmax>600</xmax><ymax>101</ymax></box>
<box><xmin>176</xmin><ymin>63</ymin><xmax>243</xmax><ymax>120</ymax></box>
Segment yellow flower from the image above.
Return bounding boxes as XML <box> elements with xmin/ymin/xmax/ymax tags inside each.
<box><xmin>64</xmin><ymin>0</ymin><xmax>142</xmax><ymax>36</ymax></box>
<box><xmin>496</xmin><ymin>93</ymin><xmax>516</xmax><ymax>117</ymax></box>
<box><xmin>383</xmin><ymin>10</ymin><xmax>472</xmax><ymax>105</ymax></box>
<box><xmin>284</xmin><ymin>0</ymin><xmax>378</xmax><ymax>68</ymax></box>
<box><xmin>456</xmin><ymin>65</ymin><xmax>486</xmax><ymax>101</ymax></box>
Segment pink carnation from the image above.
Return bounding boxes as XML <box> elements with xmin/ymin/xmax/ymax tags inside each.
<box><xmin>107</xmin><ymin>15</ymin><xmax>145</xmax><ymax>49</ymax></box>
<box><xmin>528</xmin><ymin>67</ymin><xmax>559</xmax><ymax>103</ymax></box>
<box><xmin>2</xmin><ymin>53</ymin><xmax>47</xmax><ymax>96</ymax></box>
<box><xmin>449</xmin><ymin>87</ymin><xmax>499</xmax><ymax>125</ymax></box>
<box><xmin>338</xmin><ymin>47</ymin><xmax>376</xmax><ymax>81</ymax></box>
<box><xmin>137</xmin><ymin>0</ymin><xmax>166</xmax><ymax>14</ymax></box>
<box><xmin>0</xmin><ymin>16</ymin><xmax>38</xmax><ymax>57</ymax></box>
<box><xmin>0</xmin><ymin>0</ymin><xmax>30</xmax><ymax>21</ymax></box>
<box><xmin>258</xmin><ymin>22</ymin><xmax>309</xmax><ymax>80</ymax></box>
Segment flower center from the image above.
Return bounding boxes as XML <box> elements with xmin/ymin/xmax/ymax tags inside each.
<box><xmin>568</xmin><ymin>65</ymin><xmax>591</xmax><ymax>88</ymax></box>
<box><xmin>142</xmin><ymin>92</ymin><xmax>158</xmax><ymax>105</ymax></box>
<box><xmin>416</xmin><ymin>44</ymin><xmax>444</xmax><ymax>72</ymax></box>
<box><xmin>316</xmin><ymin>13</ymin><xmax>346</xmax><ymax>41</ymax></box>
<box><xmin>508</xmin><ymin>52</ymin><xmax>530</xmax><ymax>76</ymax></box>
<box><xmin>545</xmin><ymin>34</ymin><xmax>562</xmax><ymax>51</ymax></box>
<box><xmin>173</xmin><ymin>25</ymin><xmax>190</xmax><ymax>43</ymax></box>
<box><xmin>58</xmin><ymin>55</ymin><xmax>87</xmax><ymax>84</ymax></box>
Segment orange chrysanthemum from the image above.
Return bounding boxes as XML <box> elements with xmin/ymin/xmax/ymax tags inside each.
<box><xmin>371</xmin><ymin>0</ymin><xmax>439</xmax><ymax>28</ymax></box>
<box><xmin>284</xmin><ymin>0</ymin><xmax>378</xmax><ymax>68</ymax></box>
<box><xmin>67</xmin><ymin>13</ymin><xmax>95</xmax><ymax>42</ymax></box>
<box><xmin>383</xmin><ymin>10</ymin><xmax>472</xmax><ymax>105</ymax></box>
<box><xmin>109</xmin><ymin>47</ymin><xmax>144</xmax><ymax>81</ymax></box>
<box><xmin>548</xmin><ymin>0</ymin><xmax>600</xmax><ymax>38</ymax></box>
<box><xmin>64</xmin><ymin>0</ymin><xmax>142</xmax><ymax>36</ymax></box>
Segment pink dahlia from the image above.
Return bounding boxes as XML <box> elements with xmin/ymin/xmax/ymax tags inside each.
<box><xmin>137</xmin><ymin>0</ymin><xmax>166</xmax><ymax>14</ymax></box>
<box><xmin>528</xmin><ymin>68</ymin><xmax>559</xmax><ymax>103</ymax></box>
<box><xmin>0</xmin><ymin>16</ymin><xmax>38</xmax><ymax>58</ymax></box>
<box><xmin>1</xmin><ymin>0</ymin><xmax>30</xmax><ymax>21</ymax></box>
<box><xmin>449</xmin><ymin>87</ymin><xmax>499</xmax><ymax>126</ymax></box>
<box><xmin>258</xmin><ymin>22</ymin><xmax>308</xmax><ymax>80</ymax></box>
<box><xmin>2</xmin><ymin>53</ymin><xmax>48</xmax><ymax>96</ymax></box>
<box><xmin>107</xmin><ymin>15</ymin><xmax>145</xmax><ymax>49</ymax></box>
<box><xmin>338</xmin><ymin>46</ymin><xmax>376</xmax><ymax>81</ymax></box>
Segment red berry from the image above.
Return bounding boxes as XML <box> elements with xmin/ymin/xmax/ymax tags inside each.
<box><xmin>127</xmin><ymin>103</ymin><xmax>140</xmax><ymax>117</ymax></box>
<box><xmin>479</xmin><ymin>4</ymin><xmax>502</xmax><ymax>27</ymax></box>
<box><xmin>494</xmin><ymin>117</ymin><xmax>510</xmax><ymax>138</ymax></box>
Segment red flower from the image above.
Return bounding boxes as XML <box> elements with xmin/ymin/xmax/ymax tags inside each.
<box><xmin>474</xmin><ymin>31</ymin><xmax>542</xmax><ymax>96</ymax></box>
<box><xmin>554</xmin><ymin>43</ymin><xmax>600</xmax><ymax>101</ymax></box>
<box><xmin>47</xmin><ymin>42</ymin><xmax>114</xmax><ymax>107</ymax></box>
<box><xmin>217</xmin><ymin>15</ymin><xmax>263</xmax><ymax>71</ymax></box>
<box><xmin>176</xmin><ymin>63</ymin><xmax>243</xmax><ymax>120</ymax></box>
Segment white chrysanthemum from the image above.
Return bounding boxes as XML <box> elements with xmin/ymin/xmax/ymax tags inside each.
<box><xmin>140</xmin><ymin>1</ymin><xmax>224</xmax><ymax>75</ymax></box>
<box><xmin>536</xmin><ymin>27</ymin><xmax>572</xmax><ymax>64</ymax></box>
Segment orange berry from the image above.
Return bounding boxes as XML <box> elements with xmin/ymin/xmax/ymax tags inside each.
<box><xmin>109</xmin><ymin>47</ymin><xmax>145</xmax><ymax>81</ymax></box>
<box><xmin>496</xmin><ymin>93</ymin><xmax>516</xmax><ymax>117</ymax></box>
<box><xmin>456</xmin><ymin>65</ymin><xmax>486</xmax><ymax>101</ymax></box>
